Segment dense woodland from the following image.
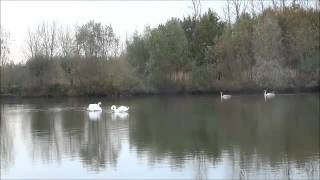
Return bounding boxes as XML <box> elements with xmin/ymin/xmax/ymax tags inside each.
<box><xmin>0</xmin><ymin>1</ymin><xmax>319</xmax><ymax>96</ymax></box>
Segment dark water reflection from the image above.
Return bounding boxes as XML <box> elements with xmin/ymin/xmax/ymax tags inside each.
<box><xmin>1</xmin><ymin>94</ymin><xmax>319</xmax><ymax>179</ymax></box>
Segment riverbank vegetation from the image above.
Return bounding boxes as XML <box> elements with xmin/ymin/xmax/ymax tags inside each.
<box><xmin>1</xmin><ymin>1</ymin><xmax>319</xmax><ymax>96</ymax></box>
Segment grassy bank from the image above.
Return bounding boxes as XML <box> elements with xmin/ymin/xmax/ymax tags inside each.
<box><xmin>1</xmin><ymin>85</ymin><xmax>318</xmax><ymax>98</ymax></box>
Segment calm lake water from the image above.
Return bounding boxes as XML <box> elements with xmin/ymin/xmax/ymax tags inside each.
<box><xmin>1</xmin><ymin>94</ymin><xmax>319</xmax><ymax>179</ymax></box>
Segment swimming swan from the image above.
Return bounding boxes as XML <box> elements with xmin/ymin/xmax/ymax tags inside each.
<box><xmin>264</xmin><ymin>90</ymin><xmax>275</xmax><ymax>98</ymax></box>
<box><xmin>111</xmin><ymin>105</ymin><xmax>129</xmax><ymax>113</ymax></box>
<box><xmin>87</xmin><ymin>102</ymin><xmax>102</xmax><ymax>111</ymax></box>
<box><xmin>220</xmin><ymin>92</ymin><xmax>232</xmax><ymax>99</ymax></box>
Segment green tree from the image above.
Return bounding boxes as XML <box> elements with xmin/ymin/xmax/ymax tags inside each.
<box><xmin>147</xmin><ymin>18</ymin><xmax>189</xmax><ymax>90</ymax></box>
<box><xmin>126</xmin><ymin>30</ymin><xmax>150</xmax><ymax>76</ymax></box>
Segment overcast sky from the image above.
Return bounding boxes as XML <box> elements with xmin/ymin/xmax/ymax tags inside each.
<box><xmin>1</xmin><ymin>1</ymin><xmax>227</xmax><ymax>63</ymax></box>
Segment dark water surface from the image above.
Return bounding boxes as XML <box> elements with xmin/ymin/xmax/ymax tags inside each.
<box><xmin>1</xmin><ymin>94</ymin><xmax>319</xmax><ymax>179</ymax></box>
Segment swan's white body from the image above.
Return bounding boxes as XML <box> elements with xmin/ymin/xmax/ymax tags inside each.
<box><xmin>264</xmin><ymin>90</ymin><xmax>275</xmax><ymax>98</ymax></box>
<box><xmin>87</xmin><ymin>102</ymin><xmax>102</xmax><ymax>111</ymax></box>
<box><xmin>111</xmin><ymin>105</ymin><xmax>129</xmax><ymax>113</ymax></box>
<box><xmin>220</xmin><ymin>92</ymin><xmax>232</xmax><ymax>99</ymax></box>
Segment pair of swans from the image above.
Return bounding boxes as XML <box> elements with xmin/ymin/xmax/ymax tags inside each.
<box><xmin>88</xmin><ymin>110</ymin><xmax>129</xmax><ymax>121</ymax></box>
<box><xmin>220</xmin><ymin>90</ymin><xmax>275</xmax><ymax>100</ymax></box>
<box><xmin>87</xmin><ymin>102</ymin><xmax>129</xmax><ymax>113</ymax></box>
<box><xmin>87</xmin><ymin>102</ymin><xmax>129</xmax><ymax>121</ymax></box>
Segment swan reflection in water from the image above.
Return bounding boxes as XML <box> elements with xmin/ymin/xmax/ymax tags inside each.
<box><xmin>88</xmin><ymin>111</ymin><xmax>102</xmax><ymax>121</ymax></box>
<box><xmin>111</xmin><ymin>112</ymin><xmax>129</xmax><ymax>121</ymax></box>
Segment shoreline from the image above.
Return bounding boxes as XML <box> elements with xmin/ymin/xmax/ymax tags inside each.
<box><xmin>1</xmin><ymin>86</ymin><xmax>319</xmax><ymax>98</ymax></box>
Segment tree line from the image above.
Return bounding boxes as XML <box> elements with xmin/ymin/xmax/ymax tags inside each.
<box><xmin>1</xmin><ymin>1</ymin><xmax>319</xmax><ymax>96</ymax></box>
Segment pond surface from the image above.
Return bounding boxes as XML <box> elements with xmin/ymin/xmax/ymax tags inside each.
<box><xmin>1</xmin><ymin>94</ymin><xmax>319</xmax><ymax>179</ymax></box>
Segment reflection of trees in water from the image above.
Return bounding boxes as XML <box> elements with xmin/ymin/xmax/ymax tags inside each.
<box><xmin>129</xmin><ymin>95</ymin><xmax>319</xmax><ymax>179</ymax></box>
<box><xmin>0</xmin><ymin>104</ymin><xmax>14</xmax><ymax>170</ymax></box>
<box><xmin>1</xmin><ymin>95</ymin><xmax>319</xmax><ymax>178</ymax></box>
<box><xmin>129</xmin><ymin>97</ymin><xmax>222</xmax><ymax>179</ymax></box>
<box><xmin>194</xmin><ymin>151</ymin><xmax>208</xmax><ymax>180</ymax></box>
<box><xmin>28</xmin><ymin>110</ymin><xmax>75</xmax><ymax>164</ymax></box>
<box><xmin>19</xmin><ymin>107</ymin><xmax>128</xmax><ymax>172</ymax></box>
<box><xmin>305</xmin><ymin>159</ymin><xmax>320</xmax><ymax>178</ymax></box>
<box><xmin>80</xmin><ymin>116</ymin><xmax>128</xmax><ymax>172</ymax></box>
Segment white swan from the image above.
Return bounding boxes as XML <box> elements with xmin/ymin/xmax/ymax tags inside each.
<box><xmin>264</xmin><ymin>90</ymin><xmax>275</xmax><ymax>98</ymax></box>
<box><xmin>111</xmin><ymin>105</ymin><xmax>129</xmax><ymax>113</ymax></box>
<box><xmin>87</xmin><ymin>102</ymin><xmax>102</xmax><ymax>111</ymax></box>
<box><xmin>220</xmin><ymin>91</ymin><xmax>232</xmax><ymax>99</ymax></box>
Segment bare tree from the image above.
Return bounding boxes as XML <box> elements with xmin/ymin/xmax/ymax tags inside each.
<box><xmin>249</xmin><ymin>0</ymin><xmax>257</xmax><ymax>17</ymax></box>
<box><xmin>233</xmin><ymin>0</ymin><xmax>241</xmax><ymax>19</ymax></box>
<box><xmin>292</xmin><ymin>0</ymin><xmax>297</xmax><ymax>6</ymax></box>
<box><xmin>25</xmin><ymin>22</ymin><xmax>58</xmax><ymax>59</ymax></box>
<box><xmin>41</xmin><ymin>22</ymin><xmax>57</xmax><ymax>58</ymax></box>
<box><xmin>0</xmin><ymin>28</ymin><xmax>10</xmax><ymax>93</ymax></box>
<box><xmin>259</xmin><ymin>0</ymin><xmax>265</xmax><ymax>12</ymax></box>
<box><xmin>0</xmin><ymin>29</ymin><xmax>10</xmax><ymax>67</ymax></box>
<box><xmin>298</xmin><ymin>0</ymin><xmax>310</xmax><ymax>9</ymax></box>
<box><xmin>191</xmin><ymin>0</ymin><xmax>202</xmax><ymax>21</ymax></box>
<box><xmin>101</xmin><ymin>24</ymin><xmax>117</xmax><ymax>58</ymax></box>
<box><xmin>112</xmin><ymin>38</ymin><xmax>120</xmax><ymax>58</ymax></box>
<box><xmin>223</xmin><ymin>0</ymin><xmax>232</xmax><ymax>26</ymax></box>
<box><xmin>40</xmin><ymin>23</ymin><xmax>50</xmax><ymax>57</ymax></box>
<box><xmin>231</xmin><ymin>0</ymin><xmax>247</xmax><ymax>20</ymax></box>
<box><xmin>272</xmin><ymin>0</ymin><xmax>279</xmax><ymax>9</ymax></box>
<box><xmin>25</xmin><ymin>27</ymin><xmax>41</xmax><ymax>58</ymax></box>
<box><xmin>281</xmin><ymin>0</ymin><xmax>286</xmax><ymax>10</ymax></box>
<box><xmin>49</xmin><ymin>22</ymin><xmax>57</xmax><ymax>58</ymax></box>
<box><xmin>58</xmin><ymin>26</ymin><xmax>74</xmax><ymax>57</ymax></box>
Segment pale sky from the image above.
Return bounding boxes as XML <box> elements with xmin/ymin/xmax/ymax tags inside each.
<box><xmin>1</xmin><ymin>0</ymin><xmax>227</xmax><ymax>63</ymax></box>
